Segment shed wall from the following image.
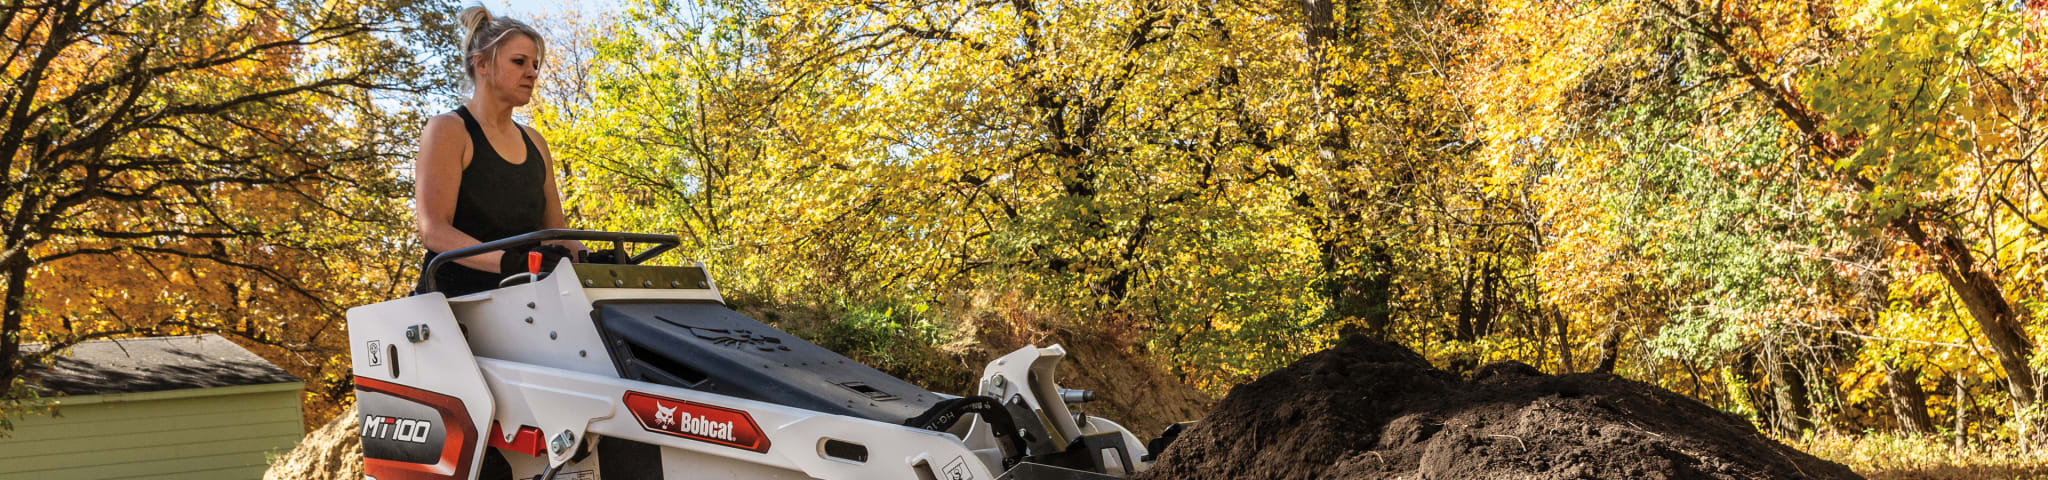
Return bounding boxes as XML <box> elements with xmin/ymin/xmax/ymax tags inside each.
<box><xmin>0</xmin><ymin>387</ymin><xmax>304</xmax><ymax>480</ymax></box>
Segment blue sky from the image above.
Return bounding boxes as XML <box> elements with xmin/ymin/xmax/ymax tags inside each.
<box><xmin>488</xmin><ymin>0</ymin><xmax>628</xmax><ymax>18</ymax></box>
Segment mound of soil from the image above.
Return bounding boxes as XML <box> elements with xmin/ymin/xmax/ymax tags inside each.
<box><xmin>1137</xmin><ymin>336</ymin><xmax>1861</xmax><ymax>480</ymax></box>
<box><xmin>264</xmin><ymin>404</ymin><xmax>361</xmax><ymax>480</ymax></box>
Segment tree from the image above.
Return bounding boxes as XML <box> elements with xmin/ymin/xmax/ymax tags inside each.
<box><xmin>1623</xmin><ymin>0</ymin><xmax>2046</xmax><ymax>410</ymax></box>
<box><xmin>545</xmin><ymin>0</ymin><xmax>1538</xmax><ymax>389</ymax></box>
<box><xmin>1466</xmin><ymin>0</ymin><xmax>2048</xmax><ymax>435</ymax></box>
<box><xmin>0</xmin><ymin>0</ymin><xmax>451</xmax><ymax>427</ymax></box>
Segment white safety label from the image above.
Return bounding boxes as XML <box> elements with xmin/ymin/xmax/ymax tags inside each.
<box><xmin>942</xmin><ymin>456</ymin><xmax>975</xmax><ymax>480</ymax></box>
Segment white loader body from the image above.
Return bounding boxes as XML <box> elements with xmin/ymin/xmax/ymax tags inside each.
<box><xmin>348</xmin><ymin>230</ymin><xmax>1155</xmax><ymax>480</ymax></box>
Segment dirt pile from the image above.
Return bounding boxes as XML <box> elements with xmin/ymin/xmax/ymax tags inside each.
<box><xmin>1137</xmin><ymin>336</ymin><xmax>1862</xmax><ymax>480</ymax></box>
<box><xmin>264</xmin><ymin>404</ymin><xmax>361</xmax><ymax>480</ymax></box>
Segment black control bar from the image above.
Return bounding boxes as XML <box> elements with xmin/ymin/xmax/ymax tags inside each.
<box><xmin>420</xmin><ymin>229</ymin><xmax>681</xmax><ymax>293</ymax></box>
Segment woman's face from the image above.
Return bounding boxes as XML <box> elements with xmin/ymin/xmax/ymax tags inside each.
<box><xmin>475</xmin><ymin>34</ymin><xmax>540</xmax><ymax>107</ymax></box>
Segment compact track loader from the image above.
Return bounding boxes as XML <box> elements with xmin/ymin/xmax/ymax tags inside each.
<box><xmin>350</xmin><ymin>230</ymin><xmax>1175</xmax><ymax>480</ymax></box>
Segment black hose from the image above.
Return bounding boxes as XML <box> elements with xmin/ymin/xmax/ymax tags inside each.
<box><xmin>904</xmin><ymin>396</ymin><xmax>1030</xmax><ymax>469</ymax></box>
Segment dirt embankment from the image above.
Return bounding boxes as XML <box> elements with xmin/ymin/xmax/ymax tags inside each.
<box><xmin>264</xmin><ymin>403</ymin><xmax>361</xmax><ymax>480</ymax></box>
<box><xmin>1138</xmin><ymin>335</ymin><xmax>1862</xmax><ymax>480</ymax></box>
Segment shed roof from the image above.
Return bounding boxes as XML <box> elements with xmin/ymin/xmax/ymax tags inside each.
<box><xmin>26</xmin><ymin>334</ymin><xmax>301</xmax><ymax>396</ymax></box>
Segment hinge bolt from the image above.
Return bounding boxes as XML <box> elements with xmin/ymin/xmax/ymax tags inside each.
<box><xmin>550</xmin><ymin>430</ymin><xmax>575</xmax><ymax>455</ymax></box>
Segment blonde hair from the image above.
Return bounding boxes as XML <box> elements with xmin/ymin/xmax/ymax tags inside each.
<box><xmin>457</xmin><ymin>4</ymin><xmax>546</xmax><ymax>88</ymax></box>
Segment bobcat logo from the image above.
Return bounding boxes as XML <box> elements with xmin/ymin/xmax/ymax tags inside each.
<box><xmin>654</xmin><ymin>402</ymin><xmax>678</xmax><ymax>429</ymax></box>
<box><xmin>624</xmin><ymin>391</ymin><xmax>764</xmax><ymax>452</ymax></box>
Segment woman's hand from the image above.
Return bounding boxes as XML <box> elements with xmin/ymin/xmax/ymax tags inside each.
<box><xmin>501</xmin><ymin>244</ymin><xmax>573</xmax><ymax>275</ymax></box>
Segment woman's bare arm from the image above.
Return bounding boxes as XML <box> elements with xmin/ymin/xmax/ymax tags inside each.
<box><xmin>415</xmin><ymin>113</ymin><xmax>509</xmax><ymax>273</ymax></box>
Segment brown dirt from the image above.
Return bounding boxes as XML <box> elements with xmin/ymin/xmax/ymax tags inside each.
<box><xmin>1137</xmin><ymin>335</ymin><xmax>1864</xmax><ymax>480</ymax></box>
<box><xmin>264</xmin><ymin>404</ymin><xmax>361</xmax><ymax>480</ymax></box>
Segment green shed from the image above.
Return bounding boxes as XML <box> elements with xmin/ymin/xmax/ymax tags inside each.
<box><xmin>0</xmin><ymin>334</ymin><xmax>305</xmax><ymax>480</ymax></box>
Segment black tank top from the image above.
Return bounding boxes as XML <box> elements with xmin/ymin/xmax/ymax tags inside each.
<box><xmin>415</xmin><ymin>106</ymin><xmax>547</xmax><ymax>296</ymax></box>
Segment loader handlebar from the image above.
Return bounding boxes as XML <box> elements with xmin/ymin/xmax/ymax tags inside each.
<box><xmin>420</xmin><ymin>229</ymin><xmax>682</xmax><ymax>293</ymax></box>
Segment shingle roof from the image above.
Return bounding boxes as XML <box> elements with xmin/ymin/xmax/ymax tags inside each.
<box><xmin>26</xmin><ymin>334</ymin><xmax>301</xmax><ymax>396</ymax></box>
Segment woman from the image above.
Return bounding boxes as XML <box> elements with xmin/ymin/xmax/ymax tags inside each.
<box><xmin>413</xmin><ymin>5</ymin><xmax>583</xmax><ymax>296</ymax></box>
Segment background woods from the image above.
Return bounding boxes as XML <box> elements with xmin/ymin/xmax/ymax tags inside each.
<box><xmin>5</xmin><ymin>0</ymin><xmax>2048</xmax><ymax>472</ymax></box>
<box><xmin>0</xmin><ymin>0</ymin><xmax>451</xmax><ymax>428</ymax></box>
<box><xmin>541</xmin><ymin>0</ymin><xmax>2048</xmax><ymax>451</ymax></box>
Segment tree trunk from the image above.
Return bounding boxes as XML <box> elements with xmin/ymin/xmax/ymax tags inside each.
<box><xmin>1553</xmin><ymin>305</ymin><xmax>1576</xmax><ymax>372</ymax></box>
<box><xmin>1593</xmin><ymin>321</ymin><xmax>1622</xmax><ymax>374</ymax></box>
<box><xmin>1735</xmin><ymin>352</ymin><xmax>1771</xmax><ymax>426</ymax></box>
<box><xmin>1326</xmin><ymin>242</ymin><xmax>1395</xmax><ymax>339</ymax></box>
<box><xmin>1955</xmin><ymin>371</ymin><xmax>1971</xmax><ymax>449</ymax></box>
<box><xmin>1766</xmin><ymin>338</ymin><xmax>1812</xmax><ymax>437</ymax></box>
<box><xmin>1300</xmin><ymin>0</ymin><xmax>1401</xmax><ymax>344</ymax></box>
<box><xmin>1885</xmin><ymin>364</ymin><xmax>1937</xmax><ymax>435</ymax></box>
<box><xmin>1300</xmin><ymin>0</ymin><xmax>1336</xmax><ymax>51</ymax></box>
<box><xmin>0</xmin><ymin>261</ymin><xmax>25</xmax><ymax>393</ymax></box>
<box><xmin>1360</xmin><ymin>247</ymin><xmax>1395</xmax><ymax>337</ymax></box>
<box><xmin>1898</xmin><ymin>220</ymin><xmax>2039</xmax><ymax>406</ymax></box>
<box><xmin>1454</xmin><ymin>267</ymin><xmax>1477</xmax><ymax>343</ymax></box>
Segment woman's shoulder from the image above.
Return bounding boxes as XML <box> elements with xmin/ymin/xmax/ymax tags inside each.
<box><xmin>516</xmin><ymin>123</ymin><xmax>552</xmax><ymax>151</ymax></box>
<box><xmin>421</xmin><ymin>111</ymin><xmax>471</xmax><ymax>138</ymax></box>
<box><xmin>427</xmin><ymin>110</ymin><xmax>468</xmax><ymax>127</ymax></box>
<box><xmin>417</xmin><ymin>112</ymin><xmax>473</xmax><ymax>165</ymax></box>
<box><xmin>516</xmin><ymin>122</ymin><xmax>545</xmax><ymax>141</ymax></box>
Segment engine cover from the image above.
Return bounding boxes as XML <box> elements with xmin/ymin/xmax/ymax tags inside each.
<box><xmin>593</xmin><ymin>301</ymin><xmax>943</xmax><ymax>425</ymax></box>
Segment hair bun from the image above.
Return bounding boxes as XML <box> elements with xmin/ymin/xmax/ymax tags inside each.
<box><xmin>457</xmin><ymin>3</ymin><xmax>491</xmax><ymax>34</ymax></box>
